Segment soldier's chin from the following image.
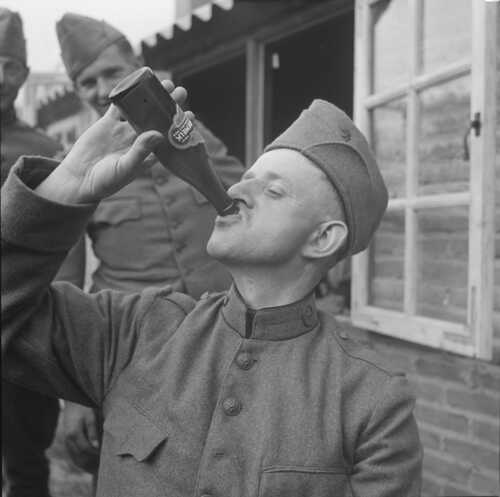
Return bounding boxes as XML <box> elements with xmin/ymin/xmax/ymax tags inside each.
<box><xmin>206</xmin><ymin>234</ymin><xmax>222</xmax><ymax>260</ymax></box>
<box><xmin>206</xmin><ymin>231</ymin><xmax>237</xmax><ymax>262</ymax></box>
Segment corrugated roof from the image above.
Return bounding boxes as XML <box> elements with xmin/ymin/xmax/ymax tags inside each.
<box><xmin>141</xmin><ymin>0</ymin><xmax>322</xmax><ymax>70</ymax></box>
<box><xmin>142</xmin><ymin>0</ymin><xmax>234</xmax><ymax>46</ymax></box>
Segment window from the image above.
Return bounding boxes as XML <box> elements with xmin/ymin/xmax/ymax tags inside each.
<box><xmin>351</xmin><ymin>0</ymin><xmax>497</xmax><ymax>359</ymax></box>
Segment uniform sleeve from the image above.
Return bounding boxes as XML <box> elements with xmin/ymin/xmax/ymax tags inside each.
<box><xmin>195</xmin><ymin>119</ymin><xmax>244</xmax><ymax>188</ymax></box>
<box><xmin>1</xmin><ymin>157</ymin><xmax>174</xmax><ymax>407</ymax></box>
<box><xmin>54</xmin><ymin>235</ymin><xmax>86</xmax><ymax>288</ymax></box>
<box><xmin>350</xmin><ymin>375</ymin><xmax>423</xmax><ymax>497</ymax></box>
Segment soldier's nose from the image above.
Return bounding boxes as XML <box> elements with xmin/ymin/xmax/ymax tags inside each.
<box><xmin>228</xmin><ymin>183</ymin><xmax>254</xmax><ymax>210</ymax></box>
<box><xmin>96</xmin><ymin>78</ymin><xmax>111</xmax><ymax>99</ymax></box>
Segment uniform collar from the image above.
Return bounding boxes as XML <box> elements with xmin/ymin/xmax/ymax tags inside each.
<box><xmin>222</xmin><ymin>285</ymin><xmax>319</xmax><ymax>341</ymax></box>
<box><xmin>1</xmin><ymin>106</ymin><xmax>17</xmax><ymax>127</ymax></box>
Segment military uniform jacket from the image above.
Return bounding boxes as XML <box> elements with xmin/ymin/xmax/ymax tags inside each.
<box><xmin>1</xmin><ymin>159</ymin><xmax>422</xmax><ymax>497</ymax></box>
<box><xmin>0</xmin><ymin>109</ymin><xmax>84</xmax><ymax>287</ymax></box>
<box><xmin>88</xmin><ymin>119</ymin><xmax>243</xmax><ymax>297</ymax></box>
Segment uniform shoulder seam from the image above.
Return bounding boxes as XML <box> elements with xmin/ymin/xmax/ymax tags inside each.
<box><xmin>324</xmin><ymin>317</ymin><xmax>404</xmax><ymax>377</ymax></box>
<box><xmin>162</xmin><ymin>292</ymin><xmax>196</xmax><ymax>316</ymax></box>
<box><xmin>337</xmin><ymin>340</ymin><xmax>401</xmax><ymax>377</ymax></box>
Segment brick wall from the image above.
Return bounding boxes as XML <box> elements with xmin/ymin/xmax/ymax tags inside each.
<box><xmin>339</xmin><ymin>324</ymin><xmax>500</xmax><ymax>496</ymax></box>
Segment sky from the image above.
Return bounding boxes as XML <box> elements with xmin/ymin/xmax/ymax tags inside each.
<box><xmin>1</xmin><ymin>0</ymin><xmax>175</xmax><ymax>72</ymax></box>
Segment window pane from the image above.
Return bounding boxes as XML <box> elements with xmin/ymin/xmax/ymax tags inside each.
<box><xmin>416</xmin><ymin>206</ymin><xmax>468</xmax><ymax>323</ymax></box>
<box><xmin>371</xmin><ymin>98</ymin><xmax>407</xmax><ymax>198</ymax></box>
<box><xmin>369</xmin><ymin>209</ymin><xmax>405</xmax><ymax>311</ymax></box>
<box><xmin>420</xmin><ymin>0</ymin><xmax>471</xmax><ymax>74</ymax></box>
<box><xmin>418</xmin><ymin>75</ymin><xmax>471</xmax><ymax>195</ymax></box>
<box><xmin>372</xmin><ymin>0</ymin><xmax>409</xmax><ymax>93</ymax></box>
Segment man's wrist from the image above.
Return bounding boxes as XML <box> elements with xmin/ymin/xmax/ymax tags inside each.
<box><xmin>35</xmin><ymin>168</ymin><xmax>89</xmax><ymax>204</ymax></box>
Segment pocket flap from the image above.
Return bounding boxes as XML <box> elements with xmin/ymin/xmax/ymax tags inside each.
<box><xmin>103</xmin><ymin>401</ymin><xmax>167</xmax><ymax>461</ymax></box>
<box><xmin>93</xmin><ymin>198</ymin><xmax>141</xmax><ymax>225</ymax></box>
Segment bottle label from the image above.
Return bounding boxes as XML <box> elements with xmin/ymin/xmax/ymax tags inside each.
<box><xmin>168</xmin><ymin>106</ymin><xmax>195</xmax><ymax>149</ymax></box>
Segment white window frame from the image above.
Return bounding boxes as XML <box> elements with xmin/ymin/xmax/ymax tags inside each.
<box><xmin>351</xmin><ymin>0</ymin><xmax>497</xmax><ymax>359</ymax></box>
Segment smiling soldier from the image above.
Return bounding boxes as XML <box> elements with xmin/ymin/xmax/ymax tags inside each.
<box><xmin>1</xmin><ymin>82</ymin><xmax>422</xmax><ymax>496</ymax></box>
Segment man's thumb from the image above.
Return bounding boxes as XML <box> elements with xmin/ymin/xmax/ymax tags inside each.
<box><xmin>118</xmin><ymin>131</ymin><xmax>163</xmax><ymax>173</ymax></box>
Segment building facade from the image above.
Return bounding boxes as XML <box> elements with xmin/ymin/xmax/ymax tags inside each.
<box><xmin>16</xmin><ymin>71</ymin><xmax>70</xmax><ymax>126</ymax></box>
<box><xmin>143</xmin><ymin>1</ymin><xmax>499</xmax><ymax>495</ymax></box>
<box><xmin>36</xmin><ymin>90</ymin><xmax>97</xmax><ymax>151</ymax></box>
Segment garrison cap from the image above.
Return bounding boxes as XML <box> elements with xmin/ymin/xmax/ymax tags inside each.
<box><xmin>0</xmin><ymin>8</ymin><xmax>26</xmax><ymax>64</ymax></box>
<box><xmin>265</xmin><ymin>99</ymin><xmax>388</xmax><ymax>257</ymax></box>
<box><xmin>56</xmin><ymin>13</ymin><xmax>127</xmax><ymax>80</ymax></box>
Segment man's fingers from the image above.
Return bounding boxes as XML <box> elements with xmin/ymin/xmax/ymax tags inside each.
<box><xmin>65</xmin><ymin>438</ymin><xmax>83</xmax><ymax>464</ymax></box>
<box><xmin>85</xmin><ymin>415</ymin><xmax>99</xmax><ymax>449</ymax></box>
<box><xmin>185</xmin><ymin>110</ymin><xmax>195</xmax><ymax>121</ymax></box>
<box><xmin>68</xmin><ymin>420</ymin><xmax>94</xmax><ymax>454</ymax></box>
<box><xmin>170</xmin><ymin>86</ymin><xmax>188</xmax><ymax>106</ymax></box>
<box><xmin>160</xmin><ymin>80</ymin><xmax>187</xmax><ymax>105</ymax></box>
<box><xmin>117</xmin><ymin>130</ymin><xmax>163</xmax><ymax>174</ymax></box>
<box><xmin>161</xmin><ymin>80</ymin><xmax>175</xmax><ymax>93</ymax></box>
<box><xmin>66</xmin><ymin>438</ymin><xmax>99</xmax><ymax>472</ymax></box>
<box><xmin>143</xmin><ymin>152</ymin><xmax>157</xmax><ymax>169</ymax></box>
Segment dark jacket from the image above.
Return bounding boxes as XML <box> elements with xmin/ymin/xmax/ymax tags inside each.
<box><xmin>1</xmin><ymin>158</ymin><xmax>422</xmax><ymax>497</ymax></box>
<box><xmin>1</xmin><ymin>108</ymin><xmax>61</xmax><ymax>184</ymax></box>
<box><xmin>0</xmin><ymin>108</ymin><xmax>84</xmax><ymax>287</ymax></box>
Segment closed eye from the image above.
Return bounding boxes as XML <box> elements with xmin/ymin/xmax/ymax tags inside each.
<box><xmin>266</xmin><ymin>186</ymin><xmax>285</xmax><ymax>197</ymax></box>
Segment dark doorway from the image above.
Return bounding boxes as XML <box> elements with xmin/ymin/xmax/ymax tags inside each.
<box><xmin>264</xmin><ymin>11</ymin><xmax>354</xmax><ymax>144</ymax></box>
<box><xmin>179</xmin><ymin>55</ymin><xmax>246</xmax><ymax>165</ymax></box>
<box><xmin>263</xmin><ymin>11</ymin><xmax>355</xmax><ymax>311</ymax></box>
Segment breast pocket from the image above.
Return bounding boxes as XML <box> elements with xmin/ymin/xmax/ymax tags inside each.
<box><xmin>90</xmin><ymin>198</ymin><xmax>144</xmax><ymax>268</ymax></box>
<box><xmin>259</xmin><ymin>466</ymin><xmax>352</xmax><ymax>497</ymax></box>
<box><xmin>94</xmin><ymin>198</ymin><xmax>141</xmax><ymax>226</ymax></box>
<box><xmin>98</xmin><ymin>400</ymin><xmax>168</xmax><ymax>496</ymax></box>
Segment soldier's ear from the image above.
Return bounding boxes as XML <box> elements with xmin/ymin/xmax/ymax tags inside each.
<box><xmin>301</xmin><ymin>220</ymin><xmax>347</xmax><ymax>261</ymax></box>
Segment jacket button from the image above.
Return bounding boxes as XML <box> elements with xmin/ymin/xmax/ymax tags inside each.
<box><xmin>236</xmin><ymin>353</ymin><xmax>254</xmax><ymax>370</ymax></box>
<box><xmin>155</xmin><ymin>175</ymin><xmax>167</xmax><ymax>185</ymax></box>
<box><xmin>222</xmin><ymin>397</ymin><xmax>242</xmax><ymax>416</ymax></box>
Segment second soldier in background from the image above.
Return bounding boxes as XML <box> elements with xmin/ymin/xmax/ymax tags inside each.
<box><xmin>54</xmin><ymin>12</ymin><xmax>243</xmax><ymax>482</ymax></box>
<box><xmin>0</xmin><ymin>8</ymin><xmax>85</xmax><ymax>497</ymax></box>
